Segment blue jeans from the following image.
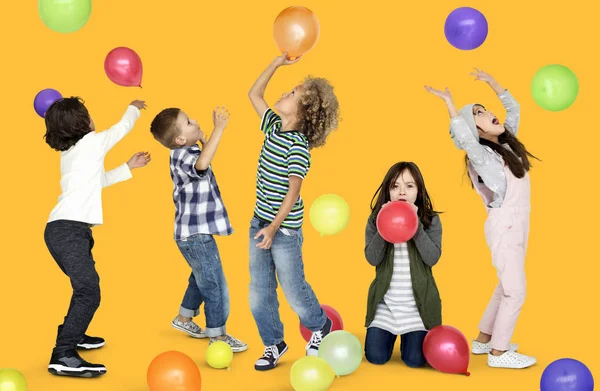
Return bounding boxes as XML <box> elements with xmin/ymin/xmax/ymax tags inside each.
<box><xmin>176</xmin><ymin>233</ymin><xmax>229</xmax><ymax>338</ymax></box>
<box><xmin>249</xmin><ymin>217</ymin><xmax>326</xmax><ymax>346</ymax></box>
<box><xmin>365</xmin><ymin>327</ymin><xmax>428</xmax><ymax>367</ymax></box>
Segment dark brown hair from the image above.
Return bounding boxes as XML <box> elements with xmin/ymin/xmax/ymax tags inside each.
<box><xmin>297</xmin><ymin>76</ymin><xmax>340</xmax><ymax>149</ymax></box>
<box><xmin>370</xmin><ymin>162</ymin><xmax>439</xmax><ymax>229</ymax></box>
<box><xmin>43</xmin><ymin>97</ymin><xmax>93</xmax><ymax>151</ymax></box>
<box><xmin>150</xmin><ymin>108</ymin><xmax>181</xmax><ymax>149</ymax></box>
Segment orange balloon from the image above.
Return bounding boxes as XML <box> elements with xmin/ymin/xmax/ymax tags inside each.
<box><xmin>273</xmin><ymin>6</ymin><xmax>320</xmax><ymax>59</ymax></box>
<box><xmin>147</xmin><ymin>351</ymin><xmax>201</xmax><ymax>391</ymax></box>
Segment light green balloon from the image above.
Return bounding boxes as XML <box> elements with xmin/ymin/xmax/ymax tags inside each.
<box><xmin>531</xmin><ymin>64</ymin><xmax>579</xmax><ymax>112</ymax></box>
<box><xmin>290</xmin><ymin>356</ymin><xmax>336</xmax><ymax>391</ymax></box>
<box><xmin>309</xmin><ymin>194</ymin><xmax>350</xmax><ymax>236</ymax></box>
<box><xmin>39</xmin><ymin>0</ymin><xmax>92</xmax><ymax>33</ymax></box>
<box><xmin>318</xmin><ymin>331</ymin><xmax>363</xmax><ymax>376</ymax></box>
<box><xmin>0</xmin><ymin>369</ymin><xmax>27</xmax><ymax>391</ymax></box>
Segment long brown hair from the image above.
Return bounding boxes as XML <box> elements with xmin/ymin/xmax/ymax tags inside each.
<box><xmin>370</xmin><ymin>162</ymin><xmax>439</xmax><ymax>229</ymax></box>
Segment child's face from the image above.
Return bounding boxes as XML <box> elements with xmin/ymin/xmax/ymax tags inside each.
<box><xmin>174</xmin><ymin>110</ymin><xmax>203</xmax><ymax>147</ymax></box>
<box><xmin>274</xmin><ymin>84</ymin><xmax>304</xmax><ymax>119</ymax></box>
<box><xmin>473</xmin><ymin>104</ymin><xmax>504</xmax><ymax>137</ymax></box>
<box><xmin>389</xmin><ymin>169</ymin><xmax>418</xmax><ymax>204</ymax></box>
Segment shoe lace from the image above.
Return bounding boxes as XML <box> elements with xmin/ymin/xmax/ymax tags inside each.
<box><xmin>225</xmin><ymin>335</ymin><xmax>241</xmax><ymax>345</ymax></box>
<box><xmin>262</xmin><ymin>345</ymin><xmax>277</xmax><ymax>359</ymax></box>
<box><xmin>306</xmin><ymin>331</ymin><xmax>323</xmax><ymax>349</ymax></box>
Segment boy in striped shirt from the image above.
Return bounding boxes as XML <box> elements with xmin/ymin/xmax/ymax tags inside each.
<box><xmin>248</xmin><ymin>53</ymin><xmax>341</xmax><ymax>371</ymax></box>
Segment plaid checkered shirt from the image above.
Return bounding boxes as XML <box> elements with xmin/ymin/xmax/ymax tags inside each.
<box><xmin>170</xmin><ymin>144</ymin><xmax>233</xmax><ymax>240</ymax></box>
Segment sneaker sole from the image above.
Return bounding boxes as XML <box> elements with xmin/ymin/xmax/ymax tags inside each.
<box><xmin>254</xmin><ymin>346</ymin><xmax>288</xmax><ymax>371</ymax></box>
<box><xmin>171</xmin><ymin>322</ymin><xmax>207</xmax><ymax>339</ymax></box>
<box><xmin>231</xmin><ymin>345</ymin><xmax>249</xmax><ymax>353</ymax></box>
<box><xmin>488</xmin><ymin>360</ymin><xmax>536</xmax><ymax>369</ymax></box>
<box><xmin>48</xmin><ymin>364</ymin><xmax>106</xmax><ymax>378</ymax></box>
<box><xmin>77</xmin><ymin>341</ymin><xmax>106</xmax><ymax>350</ymax></box>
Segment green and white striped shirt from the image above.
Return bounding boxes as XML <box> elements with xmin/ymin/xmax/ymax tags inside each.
<box><xmin>253</xmin><ymin>108</ymin><xmax>311</xmax><ymax>229</ymax></box>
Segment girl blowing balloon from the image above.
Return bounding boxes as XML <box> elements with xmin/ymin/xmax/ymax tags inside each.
<box><xmin>425</xmin><ymin>69</ymin><xmax>539</xmax><ymax>369</ymax></box>
<box><xmin>364</xmin><ymin>162</ymin><xmax>442</xmax><ymax>367</ymax></box>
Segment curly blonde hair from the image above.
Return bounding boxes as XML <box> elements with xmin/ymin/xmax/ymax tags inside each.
<box><xmin>297</xmin><ymin>76</ymin><xmax>340</xmax><ymax>149</ymax></box>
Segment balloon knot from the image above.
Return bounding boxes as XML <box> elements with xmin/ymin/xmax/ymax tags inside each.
<box><xmin>139</xmin><ymin>84</ymin><xmax>143</xmax><ymax>89</ymax></box>
<box><xmin>465</xmin><ymin>371</ymin><xmax>470</xmax><ymax>377</ymax></box>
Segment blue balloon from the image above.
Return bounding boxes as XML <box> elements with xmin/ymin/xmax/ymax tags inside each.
<box><xmin>444</xmin><ymin>7</ymin><xmax>488</xmax><ymax>50</ymax></box>
<box><xmin>541</xmin><ymin>358</ymin><xmax>594</xmax><ymax>391</ymax></box>
<box><xmin>34</xmin><ymin>88</ymin><xmax>63</xmax><ymax>118</ymax></box>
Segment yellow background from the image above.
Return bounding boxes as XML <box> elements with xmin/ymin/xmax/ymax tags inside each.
<box><xmin>1</xmin><ymin>1</ymin><xmax>598</xmax><ymax>390</ymax></box>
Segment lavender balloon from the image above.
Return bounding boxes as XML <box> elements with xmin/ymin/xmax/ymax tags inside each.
<box><xmin>444</xmin><ymin>7</ymin><xmax>488</xmax><ymax>50</ymax></box>
<box><xmin>541</xmin><ymin>359</ymin><xmax>594</xmax><ymax>391</ymax></box>
<box><xmin>34</xmin><ymin>88</ymin><xmax>62</xmax><ymax>118</ymax></box>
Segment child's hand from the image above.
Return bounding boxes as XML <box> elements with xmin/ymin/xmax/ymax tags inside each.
<box><xmin>127</xmin><ymin>151</ymin><xmax>151</xmax><ymax>170</ymax></box>
<box><xmin>273</xmin><ymin>52</ymin><xmax>302</xmax><ymax>67</ymax></box>
<box><xmin>424</xmin><ymin>86</ymin><xmax>453</xmax><ymax>102</ymax></box>
<box><xmin>470</xmin><ymin>68</ymin><xmax>495</xmax><ymax>84</ymax></box>
<box><xmin>130</xmin><ymin>100</ymin><xmax>147</xmax><ymax>110</ymax></box>
<box><xmin>255</xmin><ymin>225</ymin><xmax>277</xmax><ymax>250</ymax></box>
<box><xmin>212</xmin><ymin>106</ymin><xmax>231</xmax><ymax>130</ymax></box>
<box><xmin>199</xmin><ymin>135</ymin><xmax>207</xmax><ymax>147</ymax></box>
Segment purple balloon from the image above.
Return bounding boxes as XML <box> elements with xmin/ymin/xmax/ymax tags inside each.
<box><xmin>444</xmin><ymin>7</ymin><xmax>488</xmax><ymax>50</ymax></box>
<box><xmin>34</xmin><ymin>88</ymin><xmax>63</xmax><ymax>118</ymax></box>
<box><xmin>541</xmin><ymin>358</ymin><xmax>594</xmax><ymax>391</ymax></box>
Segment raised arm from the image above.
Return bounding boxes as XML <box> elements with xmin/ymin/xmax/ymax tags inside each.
<box><xmin>248</xmin><ymin>53</ymin><xmax>300</xmax><ymax>117</ymax></box>
<box><xmin>471</xmin><ymin>68</ymin><xmax>520</xmax><ymax>135</ymax></box>
<box><xmin>195</xmin><ymin>107</ymin><xmax>230</xmax><ymax>171</ymax></box>
<box><xmin>97</xmin><ymin>100</ymin><xmax>146</xmax><ymax>153</ymax></box>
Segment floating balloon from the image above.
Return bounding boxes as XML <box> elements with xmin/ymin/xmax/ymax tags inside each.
<box><xmin>290</xmin><ymin>356</ymin><xmax>335</xmax><ymax>391</ymax></box>
<box><xmin>376</xmin><ymin>201</ymin><xmax>418</xmax><ymax>243</ymax></box>
<box><xmin>39</xmin><ymin>0</ymin><xmax>92</xmax><ymax>33</ymax></box>
<box><xmin>444</xmin><ymin>7</ymin><xmax>488</xmax><ymax>50</ymax></box>
<box><xmin>147</xmin><ymin>351</ymin><xmax>201</xmax><ymax>391</ymax></box>
<box><xmin>531</xmin><ymin>64</ymin><xmax>579</xmax><ymax>112</ymax></box>
<box><xmin>318</xmin><ymin>331</ymin><xmax>363</xmax><ymax>376</ymax></box>
<box><xmin>205</xmin><ymin>341</ymin><xmax>233</xmax><ymax>370</ymax></box>
<box><xmin>0</xmin><ymin>369</ymin><xmax>27</xmax><ymax>391</ymax></box>
<box><xmin>309</xmin><ymin>194</ymin><xmax>350</xmax><ymax>236</ymax></box>
<box><xmin>104</xmin><ymin>47</ymin><xmax>143</xmax><ymax>87</ymax></box>
<box><xmin>300</xmin><ymin>305</ymin><xmax>344</xmax><ymax>342</ymax></box>
<box><xmin>541</xmin><ymin>358</ymin><xmax>594</xmax><ymax>391</ymax></box>
<box><xmin>34</xmin><ymin>88</ymin><xmax>62</xmax><ymax>118</ymax></box>
<box><xmin>423</xmin><ymin>325</ymin><xmax>470</xmax><ymax>376</ymax></box>
<box><xmin>273</xmin><ymin>6</ymin><xmax>320</xmax><ymax>59</ymax></box>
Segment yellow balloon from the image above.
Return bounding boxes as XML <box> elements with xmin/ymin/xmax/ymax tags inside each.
<box><xmin>0</xmin><ymin>368</ymin><xmax>27</xmax><ymax>391</ymax></box>
<box><xmin>205</xmin><ymin>341</ymin><xmax>233</xmax><ymax>369</ymax></box>
<box><xmin>290</xmin><ymin>356</ymin><xmax>336</xmax><ymax>391</ymax></box>
<box><xmin>309</xmin><ymin>194</ymin><xmax>350</xmax><ymax>236</ymax></box>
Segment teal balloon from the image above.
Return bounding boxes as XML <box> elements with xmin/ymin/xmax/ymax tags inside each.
<box><xmin>39</xmin><ymin>0</ymin><xmax>92</xmax><ymax>33</ymax></box>
<box><xmin>531</xmin><ymin>64</ymin><xmax>579</xmax><ymax>112</ymax></box>
<box><xmin>317</xmin><ymin>331</ymin><xmax>363</xmax><ymax>376</ymax></box>
<box><xmin>0</xmin><ymin>368</ymin><xmax>27</xmax><ymax>391</ymax></box>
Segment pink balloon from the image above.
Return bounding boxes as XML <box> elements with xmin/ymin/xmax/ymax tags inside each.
<box><xmin>104</xmin><ymin>47</ymin><xmax>143</xmax><ymax>87</ymax></box>
<box><xmin>423</xmin><ymin>325</ymin><xmax>470</xmax><ymax>376</ymax></box>
<box><xmin>376</xmin><ymin>201</ymin><xmax>419</xmax><ymax>243</ymax></box>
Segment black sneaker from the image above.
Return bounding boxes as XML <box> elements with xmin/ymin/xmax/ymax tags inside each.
<box><xmin>77</xmin><ymin>334</ymin><xmax>105</xmax><ymax>350</ymax></box>
<box><xmin>306</xmin><ymin>317</ymin><xmax>332</xmax><ymax>356</ymax></box>
<box><xmin>48</xmin><ymin>350</ymin><xmax>106</xmax><ymax>378</ymax></box>
<box><xmin>254</xmin><ymin>341</ymin><xmax>288</xmax><ymax>371</ymax></box>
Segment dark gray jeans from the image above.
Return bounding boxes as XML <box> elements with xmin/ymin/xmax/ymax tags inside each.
<box><xmin>44</xmin><ymin>220</ymin><xmax>100</xmax><ymax>355</ymax></box>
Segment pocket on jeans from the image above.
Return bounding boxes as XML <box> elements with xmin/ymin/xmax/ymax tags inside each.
<box><xmin>279</xmin><ymin>227</ymin><xmax>298</xmax><ymax>237</ymax></box>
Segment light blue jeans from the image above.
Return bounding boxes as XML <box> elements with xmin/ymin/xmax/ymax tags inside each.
<box><xmin>249</xmin><ymin>216</ymin><xmax>326</xmax><ymax>346</ymax></box>
<box><xmin>176</xmin><ymin>233</ymin><xmax>229</xmax><ymax>337</ymax></box>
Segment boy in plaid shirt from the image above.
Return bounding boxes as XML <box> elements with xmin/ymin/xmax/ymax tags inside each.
<box><xmin>150</xmin><ymin>106</ymin><xmax>246</xmax><ymax>352</ymax></box>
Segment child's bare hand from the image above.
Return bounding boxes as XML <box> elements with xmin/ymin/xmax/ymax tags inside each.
<box><xmin>273</xmin><ymin>52</ymin><xmax>302</xmax><ymax>66</ymax></box>
<box><xmin>127</xmin><ymin>151</ymin><xmax>151</xmax><ymax>170</ymax></box>
<box><xmin>130</xmin><ymin>100</ymin><xmax>147</xmax><ymax>110</ymax></box>
<box><xmin>424</xmin><ymin>86</ymin><xmax>453</xmax><ymax>102</ymax></box>
<box><xmin>212</xmin><ymin>106</ymin><xmax>230</xmax><ymax>130</ymax></box>
<box><xmin>470</xmin><ymin>68</ymin><xmax>495</xmax><ymax>84</ymax></box>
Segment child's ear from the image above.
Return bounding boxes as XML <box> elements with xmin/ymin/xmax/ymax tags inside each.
<box><xmin>175</xmin><ymin>136</ymin><xmax>186</xmax><ymax>146</ymax></box>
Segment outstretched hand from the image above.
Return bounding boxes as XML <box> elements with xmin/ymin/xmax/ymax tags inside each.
<box><xmin>470</xmin><ymin>68</ymin><xmax>496</xmax><ymax>83</ymax></box>
<box><xmin>424</xmin><ymin>86</ymin><xmax>453</xmax><ymax>101</ymax></box>
<box><xmin>273</xmin><ymin>52</ymin><xmax>302</xmax><ymax>66</ymax></box>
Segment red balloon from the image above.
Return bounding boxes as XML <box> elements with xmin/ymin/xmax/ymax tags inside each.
<box><xmin>300</xmin><ymin>305</ymin><xmax>343</xmax><ymax>342</ymax></box>
<box><xmin>104</xmin><ymin>47</ymin><xmax>143</xmax><ymax>87</ymax></box>
<box><xmin>376</xmin><ymin>201</ymin><xmax>419</xmax><ymax>243</ymax></box>
<box><xmin>423</xmin><ymin>325</ymin><xmax>470</xmax><ymax>376</ymax></box>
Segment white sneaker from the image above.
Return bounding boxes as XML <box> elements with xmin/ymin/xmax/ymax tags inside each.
<box><xmin>171</xmin><ymin>316</ymin><xmax>207</xmax><ymax>338</ymax></box>
<box><xmin>472</xmin><ymin>340</ymin><xmax>518</xmax><ymax>354</ymax></box>
<box><xmin>488</xmin><ymin>351</ymin><xmax>536</xmax><ymax>369</ymax></box>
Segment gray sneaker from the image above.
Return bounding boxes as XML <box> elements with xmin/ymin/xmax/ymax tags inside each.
<box><xmin>171</xmin><ymin>316</ymin><xmax>207</xmax><ymax>338</ymax></box>
<box><xmin>210</xmin><ymin>334</ymin><xmax>248</xmax><ymax>353</ymax></box>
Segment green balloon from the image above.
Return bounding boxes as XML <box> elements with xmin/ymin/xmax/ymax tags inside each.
<box><xmin>0</xmin><ymin>369</ymin><xmax>27</xmax><ymax>391</ymax></box>
<box><xmin>318</xmin><ymin>331</ymin><xmax>363</xmax><ymax>376</ymax></box>
<box><xmin>531</xmin><ymin>64</ymin><xmax>579</xmax><ymax>112</ymax></box>
<box><xmin>39</xmin><ymin>0</ymin><xmax>92</xmax><ymax>33</ymax></box>
<box><xmin>290</xmin><ymin>356</ymin><xmax>335</xmax><ymax>391</ymax></box>
<box><xmin>309</xmin><ymin>194</ymin><xmax>350</xmax><ymax>236</ymax></box>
